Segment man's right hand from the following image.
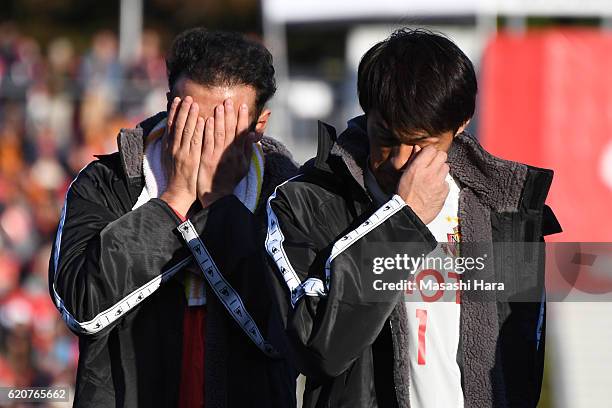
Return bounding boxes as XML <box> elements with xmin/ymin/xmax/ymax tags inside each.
<box><xmin>160</xmin><ymin>96</ymin><xmax>205</xmax><ymax>216</ymax></box>
<box><xmin>396</xmin><ymin>145</ymin><xmax>450</xmax><ymax>225</ymax></box>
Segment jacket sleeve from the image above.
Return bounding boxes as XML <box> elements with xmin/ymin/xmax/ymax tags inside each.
<box><xmin>49</xmin><ymin>162</ymin><xmax>194</xmax><ymax>337</ymax></box>
<box><xmin>265</xmin><ymin>183</ymin><xmax>437</xmax><ymax>378</ymax></box>
<box><xmin>51</xmin><ymin>159</ymin><xmax>278</xmax><ymax>354</ymax></box>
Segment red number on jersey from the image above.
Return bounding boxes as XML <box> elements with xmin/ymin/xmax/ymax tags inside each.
<box><xmin>416</xmin><ymin>308</ymin><xmax>428</xmax><ymax>365</ymax></box>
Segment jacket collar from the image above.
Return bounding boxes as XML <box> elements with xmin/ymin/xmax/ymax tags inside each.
<box><xmin>323</xmin><ymin>115</ymin><xmax>549</xmax><ymax>213</ymax></box>
<box><xmin>117</xmin><ymin>112</ymin><xmax>166</xmax><ymax>182</ymax></box>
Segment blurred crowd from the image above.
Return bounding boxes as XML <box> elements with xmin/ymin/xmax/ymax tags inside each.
<box><xmin>0</xmin><ymin>22</ymin><xmax>168</xmax><ymax>404</ymax></box>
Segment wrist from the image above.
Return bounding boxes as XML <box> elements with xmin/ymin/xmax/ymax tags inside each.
<box><xmin>160</xmin><ymin>191</ymin><xmax>194</xmax><ymax>217</ymax></box>
<box><xmin>401</xmin><ymin>198</ymin><xmax>428</xmax><ymax>224</ymax></box>
<box><xmin>408</xmin><ymin>206</ymin><xmax>431</xmax><ymax>225</ymax></box>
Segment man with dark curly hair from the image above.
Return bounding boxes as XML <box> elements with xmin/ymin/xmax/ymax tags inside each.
<box><xmin>49</xmin><ymin>28</ymin><xmax>297</xmax><ymax>408</ymax></box>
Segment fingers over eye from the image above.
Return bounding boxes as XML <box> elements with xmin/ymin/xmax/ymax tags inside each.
<box><xmin>236</xmin><ymin>103</ymin><xmax>249</xmax><ymax>138</ymax></box>
<box><xmin>224</xmin><ymin>99</ymin><xmax>237</xmax><ymax>147</ymax></box>
<box><xmin>203</xmin><ymin>117</ymin><xmax>215</xmax><ymax>159</ymax></box>
<box><xmin>181</xmin><ymin>102</ymin><xmax>200</xmax><ymax>151</ymax></box>
<box><xmin>173</xmin><ymin>96</ymin><xmax>193</xmax><ymax>152</ymax></box>
<box><xmin>213</xmin><ymin>104</ymin><xmax>225</xmax><ymax>152</ymax></box>
<box><xmin>191</xmin><ymin>116</ymin><xmax>205</xmax><ymax>155</ymax></box>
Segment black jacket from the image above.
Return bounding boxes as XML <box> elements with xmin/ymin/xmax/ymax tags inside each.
<box><xmin>264</xmin><ymin>117</ymin><xmax>562</xmax><ymax>408</ymax></box>
<box><xmin>48</xmin><ymin>113</ymin><xmax>298</xmax><ymax>408</ymax></box>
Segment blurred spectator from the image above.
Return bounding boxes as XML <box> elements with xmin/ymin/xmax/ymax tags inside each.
<box><xmin>0</xmin><ymin>23</ymin><xmax>170</xmax><ymax>398</ymax></box>
<box><xmin>26</xmin><ymin>37</ymin><xmax>77</xmax><ymax>158</ymax></box>
<box><xmin>123</xmin><ymin>29</ymin><xmax>168</xmax><ymax>118</ymax></box>
<box><xmin>0</xmin><ymin>291</ymin><xmax>53</xmax><ymax>388</ymax></box>
<box><xmin>79</xmin><ymin>31</ymin><xmax>123</xmax><ymax>151</ymax></box>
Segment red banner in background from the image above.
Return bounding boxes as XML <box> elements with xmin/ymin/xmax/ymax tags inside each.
<box><xmin>479</xmin><ymin>29</ymin><xmax>612</xmax><ymax>241</ymax></box>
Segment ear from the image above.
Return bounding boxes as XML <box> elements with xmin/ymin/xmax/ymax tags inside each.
<box><xmin>254</xmin><ymin>108</ymin><xmax>271</xmax><ymax>134</ymax></box>
<box><xmin>456</xmin><ymin>118</ymin><xmax>472</xmax><ymax>136</ymax></box>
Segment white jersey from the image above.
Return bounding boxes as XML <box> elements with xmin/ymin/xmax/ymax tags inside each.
<box><xmin>404</xmin><ymin>174</ymin><xmax>463</xmax><ymax>408</ymax></box>
<box><xmin>365</xmin><ymin>167</ymin><xmax>463</xmax><ymax>408</ymax></box>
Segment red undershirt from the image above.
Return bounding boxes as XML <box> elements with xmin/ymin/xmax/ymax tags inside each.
<box><xmin>179</xmin><ymin>305</ymin><xmax>206</xmax><ymax>408</ymax></box>
<box><xmin>171</xmin><ymin>207</ymin><xmax>206</xmax><ymax>408</ymax></box>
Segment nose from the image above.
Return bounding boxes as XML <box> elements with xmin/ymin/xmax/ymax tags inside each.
<box><xmin>388</xmin><ymin>144</ymin><xmax>415</xmax><ymax>171</ymax></box>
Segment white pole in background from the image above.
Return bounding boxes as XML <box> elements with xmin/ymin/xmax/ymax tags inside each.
<box><xmin>119</xmin><ymin>0</ymin><xmax>143</xmax><ymax>64</ymax></box>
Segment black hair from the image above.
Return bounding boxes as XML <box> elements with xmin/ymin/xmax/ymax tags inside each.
<box><xmin>358</xmin><ymin>28</ymin><xmax>477</xmax><ymax>137</ymax></box>
<box><xmin>166</xmin><ymin>28</ymin><xmax>276</xmax><ymax>113</ymax></box>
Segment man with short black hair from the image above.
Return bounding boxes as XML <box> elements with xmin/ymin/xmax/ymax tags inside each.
<box><xmin>265</xmin><ymin>29</ymin><xmax>561</xmax><ymax>407</ymax></box>
<box><xmin>50</xmin><ymin>28</ymin><xmax>297</xmax><ymax>407</ymax></box>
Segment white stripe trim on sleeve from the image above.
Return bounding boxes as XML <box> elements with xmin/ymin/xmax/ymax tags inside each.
<box><xmin>265</xmin><ymin>175</ymin><xmax>323</xmax><ymax>307</ymax></box>
<box><xmin>293</xmin><ymin>278</ymin><xmax>327</xmax><ymax>302</ymax></box>
<box><xmin>323</xmin><ymin>194</ymin><xmax>406</xmax><ymax>289</ymax></box>
<box><xmin>53</xmin><ymin>256</ymin><xmax>190</xmax><ymax>334</ymax></box>
<box><xmin>265</xmin><ymin>180</ymin><xmax>407</xmax><ymax>305</ymax></box>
